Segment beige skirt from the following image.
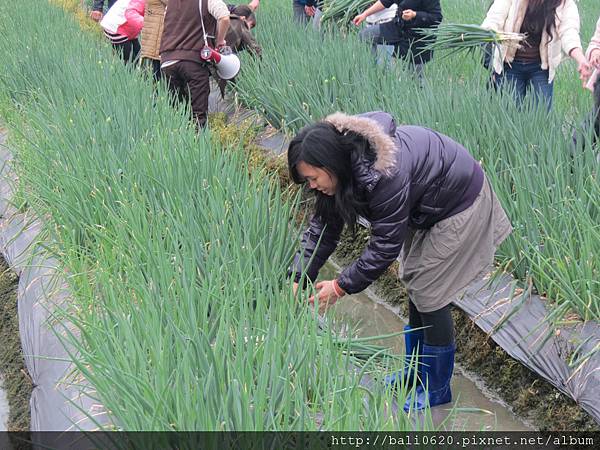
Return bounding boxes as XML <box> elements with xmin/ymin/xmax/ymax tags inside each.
<box><xmin>398</xmin><ymin>176</ymin><xmax>513</xmax><ymax>312</ymax></box>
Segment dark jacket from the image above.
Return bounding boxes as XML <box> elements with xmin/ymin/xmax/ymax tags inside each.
<box><xmin>226</xmin><ymin>15</ymin><xmax>261</xmax><ymax>56</ymax></box>
<box><xmin>92</xmin><ymin>0</ymin><xmax>117</xmax><ymax>12</ymax></box>
<box><xmin>379</xmin><ymin>0</ymin><xmax>442</xmax><ymax>64</ymax></box>
<box><xmin>292</xmin><ymin>111</ymin><xmax>484</xmax><ymax>295</ymax></box>
<box><xmin>159</xmin><ymin>0</ymin><xmax>217</xmax><ymax>63</ymax></box>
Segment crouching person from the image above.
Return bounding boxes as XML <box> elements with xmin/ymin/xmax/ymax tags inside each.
<box><xmin>100</xmin><ymin>0</ymin><xmax>145</xmax><ymax>64</ymax></box>
<box><xmin>227</xmin><ymin>5</ymin><xmax>261</xmax><ymax>56</ymax></box>
<box><xmin>288</xmin><ymin>111</ymin><xmax>512</xmax><ymax>411</ymax></box>
<box><xmin>160</xmin><ymin>0</ymin><xmax>231</xmax><ymax>130</ymax></box>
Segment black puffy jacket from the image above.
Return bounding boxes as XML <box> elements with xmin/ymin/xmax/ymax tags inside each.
<box><xmin>379</xmin><ymin>0</ymin><xmax>443</xmax><ymax>64</ymax></box>
<box><xmin>292</xmin><ymin>111</ymin><xmax>484</xmax><ymax>294</ymax></box>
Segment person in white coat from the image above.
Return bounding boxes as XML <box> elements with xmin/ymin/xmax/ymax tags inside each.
<box><xmin>482</xmin><ymin>0</ymin><xmax>590</xmax><ymax>110</ymax></box>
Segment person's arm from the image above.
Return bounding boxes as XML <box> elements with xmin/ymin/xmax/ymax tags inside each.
<box><xmin>336</xmin><ymin>173</ymin><xmax>410</xmax><ymax>295</ymax></box>
<box><xmin>240</xmin><ymin>26</ymin><xmax>262</xmax><ymax>56</ymax></box>
<box><xmin>208</xmin><ymin>0</ymin><xmax>232</xmax><ymax>47</ymax></box>
<box><xmin>290</xmin><ymin>214</ymin><xmax>345</xmax><ymax>287</ymax></box>
<box><xmin>304</xmin><ymin>0</ymin><xmax>318</xmax><ymax>17</ymax></box>
<box><xmin>481</xmin><ymin>0</ymin><xmax>511</xmax><ymax>32</ymax></box>
<box><xmin>353</xmin><ymin>1</ymin><xmax>387</xmax><ymax>26</ymax></box>
<box><xmin>557</xmin><ymin>0</ymin><xmax>590</xmax><ymax>83</ymax></box>
<box><xmin>403</xmin><ymin>0</ymin><xmax>442</xmax><ymax>28</ymax></box>
<box><xmin>216</xmin><ymin>16</ymin><xmax>231</xmax><ymax>47</ymax></box>
<box><xmin>248</xmin><ymin>0</ymin><xmax>259</xmax><ymax>11</ymax></box>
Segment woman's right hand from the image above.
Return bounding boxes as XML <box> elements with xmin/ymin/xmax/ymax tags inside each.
<box><xmin>590</xmin><ymin>49</ymin><xmax>600</xmax><ymax>69</ymax></box>
<box><xmin>353</xmin><ymin>13</ymin><xmax>366</xmax><ymax>26</ymax></box>
<box><xmin>305</xmin><ymin>5</ymin><xmax>316</xmax><ymax>17</ymax></box>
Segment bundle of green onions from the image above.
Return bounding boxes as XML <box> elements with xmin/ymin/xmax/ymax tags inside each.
<box><xmin>320</xmin><ymin>0</ymin><xmax>373</xmax><ymax>29</ymax></box>
<box><xmin>418</xmin><ymin>23</ymin><xmax>526</xmax><ymax>56</ymax></box>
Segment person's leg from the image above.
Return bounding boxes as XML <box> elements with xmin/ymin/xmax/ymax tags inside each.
<box><xmin>403</xmin><ymin>304</ymin><xmax>455</xmax><ymax>411</ymax></box>
<box><xmin>152</xmin><ymin>59</ymin><xmax>162</xmax><ymax>82</ymax></box>
<box><xmin>111</xmin><ymin>41</ymin><xmax>126</xmax><ymax>62</ymax></box>
<box><xmin>313</xmin><ymin>7</ymin><xmax>323</xmax><ymax>31</ymax></box>
<box><xmin>130</xmin><ymin>38</ymin><xmax>141</xmax><ymax>64</ymax></box>
<box><xmin>162</xmin><ymin>64</ymin><xmax>190</xmax><ymax>112</ymax></box>
<box><xmin>408</xmin><ymin>298</ymin><xmax>423</xmax><ymax>329</ymax></box>
<box><xmin>494</xmin><ymin>61</ymin><xmax>528</xmax><ymax>106</ymax></box>
<box><xmin>121</xmin><ymin>40</ymin><xmax>134</xmax><ymax>64</ymax></box>
<box><xmin>292</xmin><ymin>1</ymin><xmax>308</xmax><ymax>24</ymax></box>
<box><xmin>527</xmin><ymin>64</ymin><xmax>553</xmax><ymax>111</ymax></box>
<box><xmin>411</xmin><ymin>62</ymin><xmax>425</xmax><ymax>85</ymax></box>
<box><xmin>419</xmin><ymin>304</ymin><xmax>454</xmax><ymax>346</ymax></box>
<box><xmin>384</xmin><ymin>299</ymin><xmax>424</xmax><ymax>388</ymax></box>
<box><xmin>358</xmin><ymin>24</ymin><xmax>382</xmax><ymax>54</ymax></box>
<box><xmin>180</xmin><ymin>61</ymin><xmax>211</xmax><ymax>130</ymax></box>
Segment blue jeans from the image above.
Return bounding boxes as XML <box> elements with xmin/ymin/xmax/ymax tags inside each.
<box><xmin>494</xmin><ymin>60</ymin><xmax>554</xmax><ymax>110</ymax></box>
<box><xmin>359</xmin><ymin>24</ymin><xmax>424</xmax><ymax>78</ymax></box>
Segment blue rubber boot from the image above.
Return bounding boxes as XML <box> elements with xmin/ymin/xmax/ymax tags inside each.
<box><xmin>403</xmin><ymin>343</ymin><xmax>455</xmax><ymax>412</ymax></box>
<box><xmin>385</xmin><ymin>325</ymin><xmax>424</xmax><ymax>388</ymax></box>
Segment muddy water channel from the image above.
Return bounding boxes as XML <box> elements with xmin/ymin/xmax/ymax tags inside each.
<box><xmin>320</xmin><ymin>263</ymin><xmax>533</xmax><ymax>431</ymax></box>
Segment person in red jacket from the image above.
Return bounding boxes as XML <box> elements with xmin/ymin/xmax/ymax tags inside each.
<box><xmin>289</xmin><ymin>111</ymin><xmax>512</xmax><ymax>411</ymax></box>
<box><xmin>100</xmin><ymin>0</ymin><xmax>145</xmax><ymax>64</ymax></box>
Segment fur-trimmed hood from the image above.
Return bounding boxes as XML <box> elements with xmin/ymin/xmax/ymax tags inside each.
<box><xmin>323</xmin><ymin>111</ymin><xmax>398</xmax><ymax>178</ymax></box>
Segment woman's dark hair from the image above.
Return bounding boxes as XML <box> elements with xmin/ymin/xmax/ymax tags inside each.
<box><xmin>528</xmin><ymin>0</ymin><xmax>562</xmax><ymax>42</ymax></box>
<box><xmin>232</xmin><ymin>5</ymin><xmax>256</xmax><ymax>24</ymax></box>
<box><xmin>288</xmin><ymin>122</ymin><xmax>374</xmax><ymax>228</ymax></box>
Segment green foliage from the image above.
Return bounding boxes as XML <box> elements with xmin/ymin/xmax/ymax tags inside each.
<box><xmin>0</xmin><ymin>0</ymin><xmax>431</xmax><ymax>432</ymax></box>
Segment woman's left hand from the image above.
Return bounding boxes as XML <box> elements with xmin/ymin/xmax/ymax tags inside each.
<box><xmin>578</xmin><ymin>60</ymin><xmax>593</xmax><ymax>84</ymax></box>
<box><xmin>590</xmin><ymin>49</ymin><xmax>600</xmax><ymax>69</ymax></box>
<box><xmin>570</xmin><ymin>48</ymin><xmax>593</xmax><ymax>84</ymax></box>
<box><xmin>309</xmin><ymin>279</ymin><xmax>345</xmax><ymax>314</ymax></box>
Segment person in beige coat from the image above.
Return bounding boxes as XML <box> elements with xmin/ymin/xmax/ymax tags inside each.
<box><xmin>141</xmin><ymin>0</ymin><xmax>167</xmax><ymax>80</ymax></box>
<box><xmin>482</xmin><ymin>0</ymin><xmax>590</xmax><ymax>110</ymax></box>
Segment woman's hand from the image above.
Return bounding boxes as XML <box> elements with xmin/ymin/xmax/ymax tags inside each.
<box><xmin>353</xmin><ymin>13</ymin><xmax>366</xmax><ymax>26</ymax></box>
<box><xmin>401</xmin><ymin>9</ymin><xmax>417</xmax><ymax>21</ymax></box>
<box><xmin>590</xmin><ymin>49</ymin><xmax>600</xmax><ymax>69</ymax></box>
<box><xmin>308</xmin><ymin>279</ymin><xmax>345</xmax><ymax>314</ymax></box>
<box><xmin>577</xmin><ymin>59</ymin><xmax>593</xmax><ymax>84</ymax></box>
<box><xmin>89</xmin><ymin>10</ymin><xmax>103</xmax><ymax>22</ymax></box>
<box><xmin>570</xmin><ymin>48</ymin><xmax>592</xmax><ymax>84</ymax></box>
<box><xmin>305</xmin><ymin>6</ymin><xmax>316</xmax><ymax>17</ymax></box>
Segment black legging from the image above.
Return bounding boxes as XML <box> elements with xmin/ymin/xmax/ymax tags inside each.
<box><xmin>408</xmin><ymin>300</ymin><xmax>455</xmax><ymax>346</ymax></box>
<box><xmin>113</xmin><ymin>38</ymin><xmax>141</xmax><ymax>65</ymax></box>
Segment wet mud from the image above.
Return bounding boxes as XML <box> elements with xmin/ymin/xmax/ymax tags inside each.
<box><xmin>0</xmin><ymin>256</ymin><xmax>31</xmax><ymax>431</ymax></box>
